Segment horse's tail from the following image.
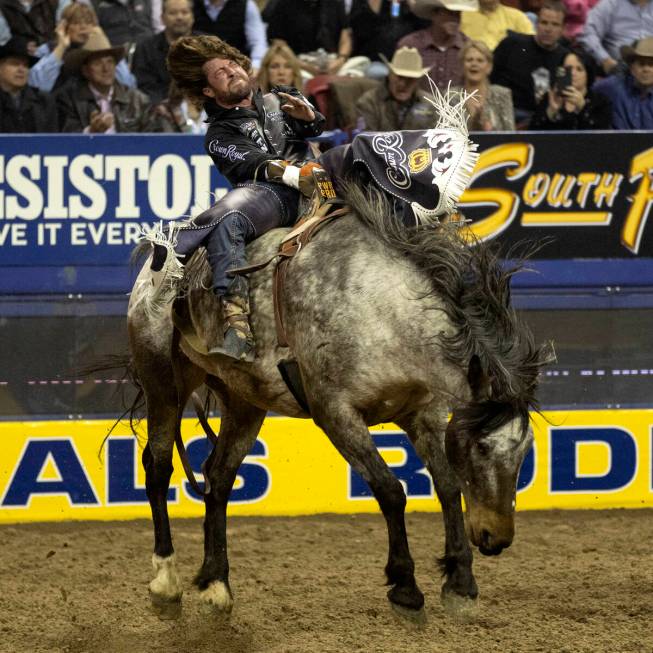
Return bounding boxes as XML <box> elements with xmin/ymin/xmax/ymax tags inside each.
<box><xmin>77</xmin><ymin>354</ymin><xmax>146</xmax><ymax>456</ymax></box>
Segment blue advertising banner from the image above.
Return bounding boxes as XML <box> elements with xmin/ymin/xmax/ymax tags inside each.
<box><xmin>0</xmin><ymin>134</ymin><xmax>229</xmax><ymax>289</ymax></box>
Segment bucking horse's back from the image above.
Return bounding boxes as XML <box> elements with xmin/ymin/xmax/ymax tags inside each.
<box><xmin>129</xmin><ymin>185</ymin><xmax>468</xmax><ymax>422</ymax></box>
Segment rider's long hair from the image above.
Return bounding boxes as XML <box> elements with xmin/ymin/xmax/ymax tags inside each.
<box><xmin>167</xmin><ymin>35</ymin><xmax>252</xmax><ymax>108</ymax></box>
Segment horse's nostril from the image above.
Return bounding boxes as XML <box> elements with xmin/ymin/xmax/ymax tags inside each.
<box><xmin>481</xmin><ymin>529</ymin><xmax>491</xmax><ymax>548</ymax></box>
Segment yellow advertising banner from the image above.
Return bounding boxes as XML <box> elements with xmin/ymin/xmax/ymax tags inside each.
<box><xmin>1</xmin><ymin>409</ymin><xmax>652</xmax><ymax>523</ymax></box>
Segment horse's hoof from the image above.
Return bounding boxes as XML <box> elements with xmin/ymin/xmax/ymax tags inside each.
<box><xmin>390</xmin><ymin>602</ymin><xmax>427</xmax><ymax>626</ymax></box>
<box><xmin>441</xmin><ymin>590</ymin><xmax>479</xmax><ymax>623</ymax></box>
<box><xmin>199</xmin><ymin>580</ymin><xmax>234</xmax><ymax>616</ymax></box>
<box><xmin>149</xmin><ymin>591</ymin><xmax>182</xmax><ymax>620</ymax></box>
<box><xmin>387</xmin><ymin>584</ymin><xmax>426</xmax><ymax>625</ymax></box>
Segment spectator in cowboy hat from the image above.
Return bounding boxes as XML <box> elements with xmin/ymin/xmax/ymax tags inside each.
<box><xmin>56</xmin><ymin>29</ymin><xmax>164</xmax><ymax>132</ymax></box>
<box><xmin>593</xmin><ymin>36</ymin><xmax>653</xmax><ymax>128</ymax></box>
<box><xmin>0</xmin><ymin>35</ymin><xmax>58</xmax><ymax>131</ymax></box>
<box><xmin>28</xmin><ymin>3</ymin><xmax>136</xmax><ymax>93</ymax></box>
<box><xmin>355</xmin><ymin>45</ymin><xmax>439</xmax><ymax>129</ymax></box>
<box><xmin>398</xmin><ymin>0</ymin><xmax>478</xmax><ymax>90</ymax></box>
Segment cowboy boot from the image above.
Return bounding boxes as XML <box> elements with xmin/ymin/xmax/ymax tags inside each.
<box><xmin>208</xmin><ymin>276</ymin><xmax>256</xmax><ymax>363</ymax></box>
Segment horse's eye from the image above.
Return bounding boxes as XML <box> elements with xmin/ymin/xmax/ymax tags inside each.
<box><xmin>476</xmin><ymin>441</ymin><xmax>490</xmax><ymax>457</ymax></box>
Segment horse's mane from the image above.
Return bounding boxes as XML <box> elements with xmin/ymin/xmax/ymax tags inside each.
<box><xmin>343</xmin><ymin>182</ymin><xmax>547</xmax><ymax>422</ymax></box>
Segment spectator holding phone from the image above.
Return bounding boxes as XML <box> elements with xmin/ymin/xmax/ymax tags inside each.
<box><xmin>529</xmin><ymin>48</ymin><xmax>612</xmax><ymax>128</ymax></box>
<box><xmin>491</xmin><ymin>0</ymin><xmax>568</xmax><ymax>123</ymax></box>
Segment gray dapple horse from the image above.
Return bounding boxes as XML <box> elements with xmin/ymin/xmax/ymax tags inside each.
<box><xmin>127</xmin><ymin>181</ymin><xmax>547</xmax><ymax>621</ymax></box>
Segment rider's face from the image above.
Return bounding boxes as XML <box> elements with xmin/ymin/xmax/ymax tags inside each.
<box><xmin>202</xmin><ymin>57</ymin><xmax>252</xmax><ymax>106</ymax></box>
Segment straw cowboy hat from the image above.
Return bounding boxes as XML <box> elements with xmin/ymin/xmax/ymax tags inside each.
<box><xmin>411</xmin><ymin>0</ymin><xmax>479</xmax><ymax>19</ymax></box>
<box><xmin>64</xmin><ymin>30</ymin><xmax>124</xmax><ymax>72</ymax></box>
<box><xmin>621</xmin><ymin>37</ymin><xmax>653</xmax><ymax>63</ymax></box>
<box><xmin>379</xmin><ymin>47</ymin><xmax>430</xmax><ymax>78</ymax></box>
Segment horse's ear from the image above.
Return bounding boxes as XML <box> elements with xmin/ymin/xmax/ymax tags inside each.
<box><xmin>468</xmin><ymin>354</ymin><xmax>492</xmax><ymax>401</ymax></box>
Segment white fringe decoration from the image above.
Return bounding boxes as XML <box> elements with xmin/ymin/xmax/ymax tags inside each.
<box><xmin>411</xmin><ymin>80</ymin><xmax>480</xmax><ymax>223</ymax></box>
<box><xmin>425</xmin><ymin>79</ymin><xmax>474</xmax><ymax>137</ymax></box>
<box><xmin>139</xmin><ymin>220</ymin><xmax>185</xmax><ymax>317</ymax></box>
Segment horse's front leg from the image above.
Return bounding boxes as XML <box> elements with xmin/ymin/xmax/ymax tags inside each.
<box><xmin>194</xmin><ymin>390</ymin><xmax>266</xmax><ymax>615</ymax></box>
<box><xmin>311</xmin><ymin>400</ymin><xmax>424</xmax><ymax>619</ymax></box>
<box><xmin>400</xmin><ymin>411</ymin><xmax>478</xmax><ymax>617</ymax></box>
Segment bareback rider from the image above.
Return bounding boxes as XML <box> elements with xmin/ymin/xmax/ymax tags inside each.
<box><xmin>150</xmin><ymin>35</ymin><xmax>327</xmax><ymax>362</ymax></box>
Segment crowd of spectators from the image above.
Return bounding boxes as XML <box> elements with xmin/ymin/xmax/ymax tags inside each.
<box><xmin>0</xmin><ymin>0</ymin><xmax>652</xmax><ymax>134</ymax></box>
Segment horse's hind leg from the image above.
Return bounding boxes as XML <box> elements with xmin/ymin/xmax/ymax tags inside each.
<box><xmin>311</xmin><ymin>400</ymin><xmax>424</xmax><ymax>617</ymax></box>
<box><xmin>142</xmin><ymin>396</ymin><xmax>182</xmax><ymax>619</ymax></box>
<box><xmin>399</xmin><ymin>409</ymin><xmax>478</xmax><ymax>618</ymax></box>
<box><xmin>134</xmin><ymin>349</ymin><xmax>204</xmax><ymax>619</ymax></box>
<box><xmin>194</xmin><ymin>383</ymin><xmax>266</xmax><ymax>615</ymax></box>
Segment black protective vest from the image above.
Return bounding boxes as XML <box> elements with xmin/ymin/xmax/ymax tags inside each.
<box><xmin>192</xmin><ymin>0</ymin><xmax>248</xmax><ymax>55</ymax></box>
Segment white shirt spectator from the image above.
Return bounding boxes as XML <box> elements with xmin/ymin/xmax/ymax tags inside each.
<box><xmin>580</xmin><ymin>0</ymin><xmax>653</xmax><ymax>70</ymax></box>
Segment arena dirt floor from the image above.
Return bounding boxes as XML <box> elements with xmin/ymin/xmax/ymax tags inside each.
<box><xmin>0</xmin><ymin>509</ymin><xmax>652</xmax><ymax>653</ymax></box>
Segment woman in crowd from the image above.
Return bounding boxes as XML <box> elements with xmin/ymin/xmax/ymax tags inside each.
<box><xmin>28</xmin><ymin>2</ymin><xmax>135</xmax><ymax>94</ymax></box>
<box><xmin>257</xmin><ymin>42</ymin><xmax>303</xmax><ymax>93</ymax></box>
<box><xmin>529</xmin><ymin>48</ymin><xmax>612</xmax><ymax>129</ymax></box>
<box><xmin>454</xmin><ymin>40</ymin><xmax>515</xmax><ymax>131</ymax></box>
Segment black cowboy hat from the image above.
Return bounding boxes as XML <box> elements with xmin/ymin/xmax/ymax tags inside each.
<box><xmin>0</xmin><ymin>36</ymin><xmax>39</xmax><ymax>67</ymax></box>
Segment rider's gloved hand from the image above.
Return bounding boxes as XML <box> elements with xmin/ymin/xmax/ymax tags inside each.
<box><xmin>266</xmin><ymin>159</ymin><xmax>325</xmax><ymax>197</ymax></box>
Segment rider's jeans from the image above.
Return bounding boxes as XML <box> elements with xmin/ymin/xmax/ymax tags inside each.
<box><xmin>174</xmin><ymin>182</ymin><xmax>299</xmax><ymax>296</ymax></box>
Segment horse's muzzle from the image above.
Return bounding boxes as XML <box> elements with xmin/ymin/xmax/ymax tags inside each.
<box><xmin>466</xmin><ymin>503</ymin><xmax>515</xmax><ymax>555</ymax></box>
<box><xmin>478</xmin><ymin>528</ymin><xmax>510</xmax><ymax>556</ymax></box>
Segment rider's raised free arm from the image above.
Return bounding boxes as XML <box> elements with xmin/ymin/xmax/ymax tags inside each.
<box><xmin>271</xmin><ymin>86</ymin><xmax>326</xmax><ymax>138</ymax></box>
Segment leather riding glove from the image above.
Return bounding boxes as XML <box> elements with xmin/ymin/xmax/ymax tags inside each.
<box><xmin>266</xmin><ymin>160</ymin><xmax>325</xmax><ymax>197</ymax></box>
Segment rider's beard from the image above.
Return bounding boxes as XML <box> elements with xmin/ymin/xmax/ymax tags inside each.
<box><xmin>218</xmin><ymin>76</ymin><xmax>252</xmax><ymax>105</ymax></box>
